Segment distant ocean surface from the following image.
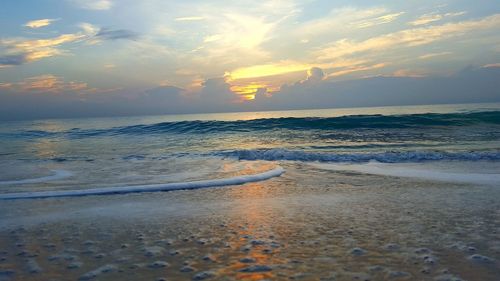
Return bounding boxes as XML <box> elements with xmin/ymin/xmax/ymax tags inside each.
<box><xmin>1</xmin><ymin>103</ymin><xmax>500</xmax><ymax>198</ymax></box>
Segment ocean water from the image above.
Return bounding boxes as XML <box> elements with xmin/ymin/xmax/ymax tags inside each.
<box><xmin>1</xmin><ymin>103</ymin><xmax>500</xmax><ymax>280</ymax></box>
<box><xmin>0</xmin><ymin>103</ymin><xmax>499</xmax><ymax>196</ymax></box>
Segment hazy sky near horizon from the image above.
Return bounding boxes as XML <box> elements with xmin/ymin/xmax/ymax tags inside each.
<box><xmin>0</xmin><ymin>0</ymin><xmax>499</xmax><ymax>119</ymax></box>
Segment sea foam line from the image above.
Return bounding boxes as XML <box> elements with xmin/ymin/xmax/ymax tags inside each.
<box><xmin>311</xmin><ymin>162</ymin><xmax>500</xmax><ymax>185</ymax></box>
<box><xmin>0</xmin><ymin>170</ymin><xmax>72</xmax><ymax>186</ymax></box>
<box><xmin>0</xmin><ymin>167</ymin><xmax>285</xmax><ymax>200</ymax></box>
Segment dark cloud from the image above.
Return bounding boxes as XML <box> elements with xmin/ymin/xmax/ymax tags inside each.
<box><xmin>253</xmin><ymin>66</ymin><xmax>500</xmax><ymax>110</ymax></box>
<box><xmin>95</xmin><ymin>28</ymin><xmax>139</xmax><ymax>40</ymax></box>
<box><xmin>1</xmin><ymin>66</ymin><xmax>499</xmax><ymax>121</ymax></box>
<box><xmin>194</xmin><ymin>78</ymin><xmax>243</xmax><ymax>111</ymax></box>
<box><xmin>0</xmin><ymin>54</ymin><xmax>27</xmax><ymax>66</ymax></box>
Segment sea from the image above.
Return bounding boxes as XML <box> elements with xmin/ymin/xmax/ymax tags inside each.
<box><xmin>1</xmin><ymin>103</ymin><xmax>499</xmax><ymax>197</ymax></box>
<box><xmin>0</xmin><ymin>103</ymin><xmax>499</xmax><ymax>280</ymax></box>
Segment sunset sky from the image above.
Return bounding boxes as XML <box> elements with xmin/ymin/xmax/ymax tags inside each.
<box><xmin>1</xmin><ymin>0</ymin><xmax>499</xmax><ymax>120</ymax></box>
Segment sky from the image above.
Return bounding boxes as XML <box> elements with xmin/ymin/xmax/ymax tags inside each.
<box><xmin>0</xmin><ymin>0</ymin><xmax>499</xmax><ymax>120</ymax></box>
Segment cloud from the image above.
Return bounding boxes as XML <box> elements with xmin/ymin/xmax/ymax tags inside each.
<box><xmin>227</xmin><ymin>62</ymin><xmax>315</xmax><ymax>80</ymax></box>
<box><xmin>191</xmin><ymin>12</ymin><xmax>285</xmax><ymax>68</ymax></box>
<box><xmin>483</xmin><ymin>63</ymin><xmax>500</xmax><ymax>68</ymax></box>
<box><xmin>71</xmin><ymin>0</ymin><xmax>112</xmax><ymax>10</ymax></box>
<box><xmin>0</xmin><ymin>83</ymin><xmax>184</xmax><ymax>120</ymax></box>
<box><xmin>3</xmin><ymin>67</ymin><xmax>500</xmax><ymax>121</ymax></box>
<box><xmin>390</xmin><ymin>69</ymin><xmax>427</xmax><ymax>78</ymax></box>
<box><xmin>353</xmin><ymin>12</ymin><xmax>405</xmax><ymax>28</ymax></box>
<box><xmin>223</xmin><ymin>58</ymin><xmax>373</xmax><ymax>99</ymax></box>
<box><xmin>203</xmin><ymin>34</ymin><xmax>222</xmax><ymax>43</ymax></box>
<box><xmin>141</xmin><ymin>85</ymin><xmax>186</xmax><ymax>106</ymax></box>
<box><xmin>316</xmin><ymin>14</ymin><xmax>500</xmax><ymax>61</ymax></box>
<box><xmin>328</xmin><ymin>63</ymin><xmax>386</xmax><ymax>77</ymax></box>
<box><xmin>0</xmin><ymin>75</ymin><xmax>90</xmax><ymax>93</ymax></box>
<box><xmin>199</xmin><ymin>77</ymin><xmax>240</xmax><ymax>103</ymax></box>
<box><xmin>175</xmin><ymin>16</ymin><xmax>205</xmax><ymax>21</ymax></box>
<box><xmin>135</xmin><ymin>78</ymin><xmax>243</xmax><ymax>114</ymax></box>
<box><xmin>79</xmin><ymin>22</ymin><xmax>100</xmax><ymax>35</ymax></box>
<box><xmin>409</xmin><ymin>11</ymin><xmax>467</xmax><ymax>26</ymax></box>
<box><xmin>295</xmin><ymin>7</ymin><xmax>403</xmax><ymax>38</ymax></box>
<box><xmin>0</xmin><ymin>54</ymin><xmax>27</xmax><ymax>67</ymax></box>
<box><xmin>218</xmin><ymin>13</ymin><xmax>275</xmax><ymax>49</ymax></box>
<box><xmin>230</xmin><ymin>82</ymin><xmax>268</xmax><ymax>100</ymax></box>
<box><xmin>226</xmin><ymin>58</ymin><xmax>372</xmax><ymax>81</ymax></box>
<box><xmin>0</xmin><ymin>33</ymin><xmax>87</xmax><ymax>65</ymax></box>
<box><xmin>0</xmin><ymin>23</ymin><xmax>99</xmax><ymax>66</ymax></box>
<box><xmin>142</xmin><ymin>1</ymin><xmax>300</xmax><ymax>80</ymax></box>
<box><xmin>304</xmin><ymin>67</ymin><xmax>325</xmax><ymax>83</ymax></box>
<box><xmin>0</xmin><ymin>24</ymin><xmax>136</xmax><ymax>66</ymax></box>
<box><xmin>95</xmin><ymin>28</ymin><xmax>139</xmax><ymax>41</ymax></box>
<box><xmin>24</xmin><ymin>19</ymin><xmax>58</xmax><ymax>29</ymax></box>
<box><xmin>418</xmin><ymin>52</ymin><xmax>452</xmax><ymax>59</ymax></box>
<box><xmin>252</xmin><ymin>66</ymin><xmax>500</xmax><ymax>111</ymax></box>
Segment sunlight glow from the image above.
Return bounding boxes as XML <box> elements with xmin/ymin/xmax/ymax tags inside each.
<box><xmin>227</xmin><ymin>63</ymin><xmax>313</xmax><ymax>81</ymax></box>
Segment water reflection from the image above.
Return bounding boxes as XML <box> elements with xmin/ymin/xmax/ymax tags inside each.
<box><xmin>215</xmin><ymin>177</ymin><xmax>290</xmax><ymax>280</ymax></box>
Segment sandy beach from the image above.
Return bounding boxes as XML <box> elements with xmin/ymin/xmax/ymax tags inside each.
<box><xmin>1</xmin><ymin>162</ymin><xmax>499</xmax><ymax>281</ymax></box>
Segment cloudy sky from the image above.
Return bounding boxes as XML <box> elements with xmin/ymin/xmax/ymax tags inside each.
<box><xmin>0</xmin><ymin>0</ymin><xmax>499</xmax><ymax>120</ymax></box>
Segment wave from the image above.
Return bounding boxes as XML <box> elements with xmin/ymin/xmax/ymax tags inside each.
<box><xmin>0</xmin><ymin>167</ymin><xmax>284</xmax><ymax>200</ymax></box>
<box><xmin>6</xmin><ymin>111</ymin><xmax>500</xmax><ymax>138</ymax></box>
<box><xmin>0</xmin><ymin>170</ymin><xmax>72</xmax><ymax>186</ymax></box>
<box><xmin>217</xmin><ymin>149</ymin><xmax>500</xmax><ymax>163</ymax></box>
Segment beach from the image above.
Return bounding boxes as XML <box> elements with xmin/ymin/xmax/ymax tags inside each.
<box><xmin>1</xmin><ymin>161</ymin><xmax>499</xmax><ymax>281</ymax></box>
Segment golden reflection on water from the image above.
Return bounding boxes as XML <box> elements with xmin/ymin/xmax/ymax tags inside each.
<box><xmin>32</xmin><ymin>138</ymin><xmax>58</xmax><ymax>158</ymax></box>
<box><xmin>26</xmin><ymin>121</ymin><xmax>67</xmax><ymax>158</ymax></box>
<box><xmin>216</xmin><ymin>174</ymin><xmax>289</xmax><ymax>280</ymax></box>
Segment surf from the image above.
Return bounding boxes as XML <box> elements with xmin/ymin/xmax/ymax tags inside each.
<box><xmin>0</xmin><ymin>170</ymin><xmax>72</xmax><ymax>186</ymax></box>
<box><xmin>311</xmin><ymin>162</ymin><xmax>500</xmax><ymax>185</ymax></box>
<box><xmin>0</xmin><ymin>166</ymin><xmax>285</xmax><ymax>200</ymax></box>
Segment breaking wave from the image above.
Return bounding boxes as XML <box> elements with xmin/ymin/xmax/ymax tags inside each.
<box><xmin>7</xmin><ymin>111</ymin><xmax>500</xmax><ymax>138</ymax></box>
<box><xmin>0</xmin><ymin>167</ymin><xmax>284</xmax><ymax>200</ymax></box>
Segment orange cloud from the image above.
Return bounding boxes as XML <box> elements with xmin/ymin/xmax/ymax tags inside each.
<box><xmin>24</xmin><ymin>19</ymin><xmax>58</xmax><ymax>29</ymax></box>
<box><xmin>1</xmin><ymin>75</ymin><xmax>91</xmax><ymax>94</ymax></box>
<box><xmin>227</xmin><ymin>62</ymin><xmax>313</xmax><ymax>81</ymax></box>
<box><xmin>230</xmin><ymin>82</ymin><xmax>279</xmax><ymax>100</ymax></box>
<box><xmin>1</xmin><ymin>25</ymin><xmax>97</xmax><ymax>66</ymax></box>
<box><xmin>12</xmin><ymin>34</ymin><xmax>86</xmax><ymax>62</ymax></box>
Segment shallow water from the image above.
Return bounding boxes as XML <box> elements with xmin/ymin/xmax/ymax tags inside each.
<box><xmin>0</xmin><ymin>103</ymin><xmax>499</xmax><ymax>280</ymax></box>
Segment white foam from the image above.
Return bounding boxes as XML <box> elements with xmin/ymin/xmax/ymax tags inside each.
<box><xmin>0</xmin><ymin>167</ymin><xmax>284</xmax><ymax>200</ymax></box>
<box><xmin>0</xmin><ymin>170</ymin><xmax>72</xmax><ymax>186</ymax></box>
<box><xmin>311</xmin><ymin>162</ymin><xmax>500</xmax><ymax>185</ymax></box>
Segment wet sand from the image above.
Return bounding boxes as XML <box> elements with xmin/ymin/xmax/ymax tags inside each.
<box><xmin>0</xmin><ymin>163</ymin><xmax>499</xmax><ymax>280</ymax></box>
